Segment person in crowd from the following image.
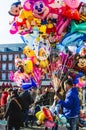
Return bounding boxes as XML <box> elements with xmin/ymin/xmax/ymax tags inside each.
<box><xmin>7</xmin><ymin>88</ymin><xmax>13</xmax><ymax>103</ymax></box>
<box><xmin>19</xmin><ymin>90</ymin><xmax>34</xmax><ymax>127</ymax></box>
<box><xmin>4</xmin><ymin>89</ymin><xmax>23</xmax><ymax>130</ymax></box>
<box><xmin>1</xmin><ymin>88</ymin><xmax>8</xmax><ymax>113</ymax></box>
<box><xmin>30</xmin><ymin>88</ymin><xmax>36</xmax><ymax>101</ymax></box>
<box><xmin>56</xmin><ymin>78</ymin><xmax>80</xmax><ymax>130</ymax></box>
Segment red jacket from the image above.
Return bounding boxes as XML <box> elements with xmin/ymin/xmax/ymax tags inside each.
<box><xmin>1</xmin><ymin>91</ymin><xmax>8</xmax><ymax>106</ymax></box>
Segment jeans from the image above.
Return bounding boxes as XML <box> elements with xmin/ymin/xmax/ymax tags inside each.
<box><xmin>66</xmin><ymin>117</ymin><xmax>79</xmax><ymax>130</ymax></box>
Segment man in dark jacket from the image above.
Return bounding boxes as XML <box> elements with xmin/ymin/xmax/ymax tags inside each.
<box><xmin>57</xmin><ymin>78</ymin><xmax>80</xmax><ymax>130</ymax></box>
<box><xmin>19</xmin><ymin>90</ymin><xmax>34</xmax><ymax>127</ymax></box>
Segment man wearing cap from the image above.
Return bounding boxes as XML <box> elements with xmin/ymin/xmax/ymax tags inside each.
<box><xmin>56</xmin><ymin>78</ymin><xmax>80</xmax><ymax>130</ymax></box>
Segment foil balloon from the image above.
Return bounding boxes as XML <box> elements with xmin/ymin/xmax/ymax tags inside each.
<box><xmin>61</xmin><ymin>5</ymin><xmax>80</xmax><ymax>20</ymax></box>
<box><xmin>22</xmin><ymin>78</ymin><xmax>37</xmax><ymax>90</ymax></box>
<box><xmin>71</xmin><ymin>20</ymin><xmax>86</xmax><ymax>33</ymax></box>
<box><xmin>23</xmin><ymin>0</ymin><xmax>58</xmax><ymax>20</ymax></box>
<box><xmin>49</xmin><ymin>0</ymin><xmax>65</xmax><ymax>8</ymax></box>
<box><xmin>21</xmin><ymin>27</ymin><xmax>39</xmax><ymax>49</ymax></box>
<box><xmin>61</xmin><ymin>32</ymin><xmax>86</xmax><ymax>47</ymax></box>
<box><xmin>64</xmin><ymin>0</ymin><xmax>80</xmax><ymax>8</ymax></box>
<box><xmin>23</xmin><ymin>46</ymin><xmax>38</xmax><ymax>64</ymax></box>
<box><xmin>56</xmin><ymin>15</ymin><xmax>70</xmax><ymax>39</ymax></box>
<box><xmin>77</xmin><ymin>77</ymin><xmax>86</xmax><ymax>88</ymax></box>
<box><xmin>35</xmin><ymin>110</ymin><xmax>45</xmax><ymax>123</ymax></box>
<box><xmin>10</xmin><ymin>22</ymin><xmax>18</xmax><ymax>34</ymax></box>
<box><xmin>33</xmin><ymin>36</ymin><xmax>51</xmax><ymax>60</ymax></box>
<box><xmin>79</xmin><ymin>3</ymin><xmax>86</xmax><ymax>22</ymax></box>
<box><xmin>8</xmin><ymin>1</ymin><xmax>22</xmax><ymax>16</ymax></box>
<box><xmin>42</xmin><ymin>107</ymin><xmax>53</xmax><ymax>121</ymax></box>
<box><xmin>23</xmin><ymin>59</ymin><xmax>33</xmax><ymax>74</ymax></box>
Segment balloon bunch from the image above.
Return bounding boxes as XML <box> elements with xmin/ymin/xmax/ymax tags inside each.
<box><xmin>9</xmin><ymin>0</ymin><xmax>86</xmax><ymax>89</ymax></box>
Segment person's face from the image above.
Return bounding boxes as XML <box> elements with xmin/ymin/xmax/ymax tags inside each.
<box><xmin>64</xmin><ymin>83</ymin><xmax>69</xmax><ymax>92</ymax></box>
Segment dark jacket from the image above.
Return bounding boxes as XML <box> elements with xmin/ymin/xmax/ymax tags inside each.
<box><xmin>19</xmin><ymin>91</ymin><xmax>34</xmax><ymax>111</ymax></box>
<box><xmin>58</xmin><ymin>88</ymin><xmax>80</xmax><ymax>119</ymax></box>
<box><xmin>5</xmin><ymin>96</ymin><xmax>23</xmax><ymax>127</ymax></box>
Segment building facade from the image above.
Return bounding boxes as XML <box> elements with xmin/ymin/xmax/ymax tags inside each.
<box><xmin>0</xmin><ymin>43</ymin><xmax>26</xmax><ymax>86</ymax></box>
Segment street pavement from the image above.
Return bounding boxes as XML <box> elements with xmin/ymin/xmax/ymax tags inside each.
<box><xmin>0</xmin><ymin>125</ymin><xmax>86</xmax><ymax>130</ymax></box>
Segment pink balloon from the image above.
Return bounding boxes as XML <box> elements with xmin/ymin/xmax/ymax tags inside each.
<box><xmin>77</xmin><ymin>79</ymin><xmax>85</xmax><ymax>88</ymax></box>
<box><xmin>33</xmin><ymin>66</ymin><xmax>41</xmax><ymax>86</ymax></box>
<box><xmin>64</xmin><ymin>0</ymin><xmax>80</xmax><ymax>9</ymax></box>
<box><xmin>56</xmin><ymin>15</ymin><xmax>70</xmax><ymax>36</ymax></box>
<box><xmin>10</xmin><ymin>22</ymin><xmax>18</xmax><ymax>34</ymax></box>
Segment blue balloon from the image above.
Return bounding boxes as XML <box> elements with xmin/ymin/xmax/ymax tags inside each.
<box><xmin>22</xmin><ymin>78</ymin><xmax>37</xmax><ymax>90</ymax></box>
<box><xmin>61</xmin><ymin>32</ymin><xmax>86</xmax><ymax>47</ymax></box>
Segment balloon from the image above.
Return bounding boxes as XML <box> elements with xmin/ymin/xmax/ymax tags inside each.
<box><xmin>33</xmin><ymin>36</ymin><xmax>51</xmax><ymax>60</ymax></box>
<box><xmin>44</xmin><ymin>120</ymin><xmax>55</xmax><ymax>128</ymax></box>
<box><xmin>22</xmin><ymin>78</ymin><xmax>37</xmax><ymax>90</ymax></box>
<box><xmin>10</xmin><ymin>22</ymin><xmax>18</xmax><ymax>34</ymax></box>
<box><xmin>79</xmin><ymin>3</ymin><xmax>86</xmax><ymax>22</ymax></box>
<box><xmin>49</xmin><ymin>0</ymin><xmax>65</xmax><ymax>8</ymax></box>
<box><xmin>74</xmin><ymin>54</ymin><xmax>86</xmax><ymax>75</ymax></box>
<box><xmin>23</xmin><ymin>59</ymin><xmax>33</xmax><ymax>74</ymax></box>
<box><xmin>56</xmin><ymin>44</ymin><xmax>66</xmax><ymax>52</ymax></box>
<box><xmin>61</xmin><ymin>32</ymin><xmax>86</xmax><ymax>47</ymax></box>
<box><xmin>8</xmin><ymin>1</ymin><xmax>22</xmax><ymax>16</ymax></box>
<box><xmin>56</xmin><ymin>15</ymin><xmax>70</xmax><ymax>38</ymax></box>
<box><xmin>23</xmin><ymin>46</ymin><xmax>38</xmax><ymax>64</ymax></box>
<box><xmin>35</xmin><ymin>110</ymin><xmax>46</xmax><ymax>123</ymax></box>
<box><xmin>71</xmin><ymin>20</ymin><xmax>86</xmax><ymax>33</ymax></box>
<box><xmin>58</xmin><ymin>114</ymin><xmax>69</xmax><ymax>127</ymax></box>
<box><xmin>77</xmin><ymin>78</ymin><xmax>86</xmax><ymax>88</ymax></box>
<box><xmin>21</xmin><ymin>27</ymin><xmax>39</xmax><ymax>49</ymax></box>
<box><xmin>42</xmin><ymin>107</ymin><xmax>53</xmax><ymax>121</ymax></box>
<box><xmin>33</xmin><ymin>66</ymin><xmax>41</xmax><ymax>86</ymax></box>
<box><xmin>61</xmin><ymin>6</ymin><xmax>80</xmax><ymax>20</ymax></box>
<box><xmin>23</xmin><ymin>0</ymin><xmax>58</xmax><ymax>20</ymax></box>
<box><xmin>64</xmin><ymin>0</ymin><xmax>80</xmax><ymax>8</ymax></box>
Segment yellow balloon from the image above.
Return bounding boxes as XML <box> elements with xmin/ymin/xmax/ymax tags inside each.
<box><xmin>24</xmin><ymin>59</ymin><xmax>33</xmax><ymax>74</ymax></box>
<box><xmin>18</xmin><ymin>9</ymin><xmax>33</xmax><ymax>20</ymax></box>
<box><xmin>35</xmin><ymin>111</ymin><xmax>45</xmax><ymax>122</ymax></box>
<box><xmin>39</xmin><ymin>25</ymin><xmax>47</xmax><ymax>34</ymax></box>
<box><xmin>23</xmin><ymin>46</ymin><xmax>38</xmax><ymax>64</ymax></box>
<box><xmin>39</xmin><ymin>60</ymin><xmax>48</xmax><ymax>68</ymax></box>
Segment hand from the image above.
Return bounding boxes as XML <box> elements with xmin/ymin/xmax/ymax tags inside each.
<box><xmin>54</xmin><ymin>95</ymin><xmax>59</xmax><ymax>101</ymax></box>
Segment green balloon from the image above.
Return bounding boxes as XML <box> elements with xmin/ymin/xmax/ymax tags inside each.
<box><xmin>71</xmin><ymin>20</ymin><xmax>86</xmax><ymax>33</ymax></box>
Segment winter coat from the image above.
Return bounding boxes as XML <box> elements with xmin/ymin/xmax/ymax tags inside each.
<box><xmin>19</xmin><ymin>91</ymin><xmax>34</xmax><ymax>111</ymax></box>
<box><xmin>1</xmin><ymin>91</ymin><xmax>8</xmax><ymax>106</ymax></box>
<box><xmin>58</xmin><ymin>87</ymin><xmax>80</xmax><ymax>119</ymax></box>
<box><xmin>5</xmin><ymin>96</ymin><xmax>23</xmax><ymax>127</ymax></box>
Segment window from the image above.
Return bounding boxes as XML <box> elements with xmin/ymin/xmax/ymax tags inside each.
<box><xmin>2</xmin><ymin>73</ymin><xmax>6</xmax><ymax>80</ymax></box>
<box><xmin>8</xmin><ymin>73</ymin><xmax>10</xmax><ymax>80</ymax></box>
<box><xmin>2</xmin><ymin>55</ymin><xmax>7</xmax><ymax>61</ymax></box>
<box><xmin>2</xmin><ymin>63</ymin><xmax>6</xmax><ymax>70</ymax></box>
<box><xmin>8</xmin><ymin>54</ymin><xmax>13</xmax><ymax>61</ymax></box>
<box><xmin>8</xmin><ymin>63</ymin><xmax>13</xmax><ymax>70</ymax></box>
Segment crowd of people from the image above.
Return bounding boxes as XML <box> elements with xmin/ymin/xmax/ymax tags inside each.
<box><xmin>0</xmin><ymin>77</ymin><xmax>85</xmax><ymax>130</ymax></box>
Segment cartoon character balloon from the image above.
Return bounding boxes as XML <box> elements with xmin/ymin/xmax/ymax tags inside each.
<box><xmin>23</xmin><ymin>0</ymin><xmax>58</xmax><ymax>20</ymax></box>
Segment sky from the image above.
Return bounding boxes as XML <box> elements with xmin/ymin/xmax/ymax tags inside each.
<box><xmin>0</xmin><ymin>0</ymin><xmax>86</xmax><ymax>44</ymax></box>
<box><xmin>0</xmin><ymin>0</ymin><xmax>23</xmax><ymax>44</ymax></box>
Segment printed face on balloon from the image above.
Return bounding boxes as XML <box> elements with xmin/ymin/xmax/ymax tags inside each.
<box><xmin>33</xmin><ymin>1</ymin><xmax>49</xmax><ymax>19</ymax></box>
